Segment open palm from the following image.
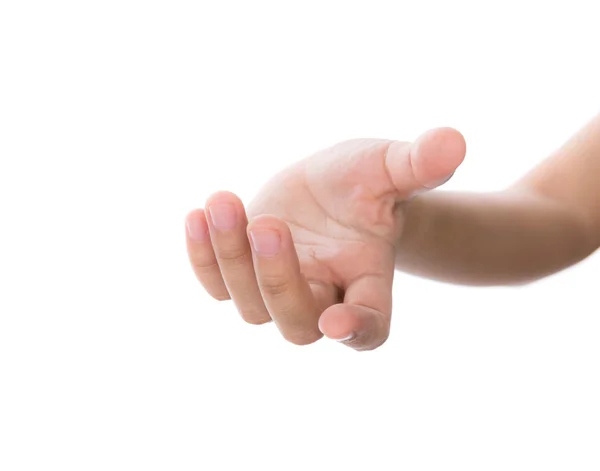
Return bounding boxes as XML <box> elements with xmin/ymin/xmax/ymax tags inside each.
<box><xmin>186</xmin><ymin>128</ymin><xmax>465</xmax><ymax>350</ymax></box>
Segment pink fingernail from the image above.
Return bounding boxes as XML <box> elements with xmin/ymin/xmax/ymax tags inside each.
<box><xmin>249</xmin><ymin>230</ymin><xmax>280</xmax><ymax>257</ymax></box>
<box><xmin>186</xmin><ymin>214</ymin><xmax>208</xmax><ymax>242</ymax></box>
<box><xmin>209</xmin><ymin>203</ymin><xmax>237</xmax><ymax>231</ymax></box>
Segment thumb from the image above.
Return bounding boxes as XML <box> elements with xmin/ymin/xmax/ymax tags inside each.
<box><xmin>385</xmin><ymin>127</ymin><xmax>466</xmax><ymax>199</ymax></box>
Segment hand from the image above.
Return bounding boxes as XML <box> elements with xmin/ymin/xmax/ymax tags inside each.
<box><xmin>185</xmin><ymin>128</ymin><xmax>466</xmax><ymax>350</ymax></box>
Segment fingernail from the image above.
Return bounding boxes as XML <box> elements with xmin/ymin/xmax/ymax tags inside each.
<box><xmin>186</xmin><ymin>214</ymin><xmax>208</xmax><ymax>242</ymax></box>
<box><xmin>333</xmin><ymin>332</ymin><xmax>355</xmax><ymax>342</ymax></box>
<box><xmin>209</xmin><ymin>203</ymin><xmax>237</xmax><ymax>231</ymax></box>
<box><xmin>249</xmin><ymin>230</ymin><xmax>280</xmax><ymax>257</ymax></box>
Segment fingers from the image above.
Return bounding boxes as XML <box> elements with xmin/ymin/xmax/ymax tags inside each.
<box><xmin>205</xmin><ymin>192</ymin><xmax>272</xmax><ymax>324</ymax></box>
<box><xmin>318</xmin><ymin>273</ymin><xmax>393</xmax><ymax>351</ymax></box>
<box><xmin>185</xmin><ymin>209</ymin><xmax>230</xmax><ymax>301</ymax></box>
<box><xmin>186</xmin><ymin>193</ymin><xmax>328</xmax><ymax>342</ymax></box>
<box><xmin>247</xmin><ymin>215</ymin><xmax>323</xmax><ymax>345</ymax></box>
<box><xmin>187</xmin><ymin>200</ymin><xmax>392</xmax><ymax>349</ymax></box>
<box><xmin>186</xmin><ymin>192</ymin><xmax>272</xmax><ymax>324</ymax></box>
<box><xmin>385</xmin><ymin>127</ymin><xmax>466</xmax><ymax>199</ymax></box>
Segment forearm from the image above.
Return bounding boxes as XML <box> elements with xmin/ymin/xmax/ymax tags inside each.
<box><xmin>395</xmin><ymin>113</ymin><xmax>600</xmax><ymax>286</ymax></box>
<box><xmin>395</xmin><ymin>189</ymin><xmax>596</xmax><ymax>286</ymax></box>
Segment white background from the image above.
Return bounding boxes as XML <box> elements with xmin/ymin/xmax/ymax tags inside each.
<box><xmin>1</xmin><ymin>1</ymin><xmax>599</xmax><ymax>470</ymax></box>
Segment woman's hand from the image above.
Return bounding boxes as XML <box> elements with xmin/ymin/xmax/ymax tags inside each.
<box><xmin>186</xmin><ymin>127</ymin><xmax>466</xmax><ymax>350</ymax></box>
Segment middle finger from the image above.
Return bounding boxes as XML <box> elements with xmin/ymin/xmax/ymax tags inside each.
<box><xmin>206</xmin><ymin>191</ymin><xmax>271</xmax><ymax>325</ymax></box>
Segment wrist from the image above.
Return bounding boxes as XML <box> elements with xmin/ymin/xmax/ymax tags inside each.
<box><xmin>394</xmin><ymin>194</ymin><xmax>433</xmax><ymax>264</ymax></box>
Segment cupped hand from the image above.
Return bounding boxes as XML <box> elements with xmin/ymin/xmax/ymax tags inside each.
<box><xmin>186</xmin><ymin>127</ymin><xmax>466</xmax><ymax>350</ymax></box>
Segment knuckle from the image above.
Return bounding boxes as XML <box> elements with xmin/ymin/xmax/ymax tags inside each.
<box><xmin>192</xmin><ymin>258</ymin><xmax>220</xmax><ymax>274</ymax></box>
<box><xmin>217</xmin><ymin>246</ymin><xmax>250</xmax><ymax>265</ymax></box>
<box><xmin>259</xmin><ymin>275</ymin><xmax>291</xmax><ymax>297</ymax></box>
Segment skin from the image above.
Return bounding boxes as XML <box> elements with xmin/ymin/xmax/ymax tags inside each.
<box><xmin>397</xmin><ymin>113</ymin><xmax>600</xmax><ymax>284</ymax></box>
<box><xmin>186</xmin><ymin>114</ymin><xmax>600</xmax><ymax>351</ymax></box>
